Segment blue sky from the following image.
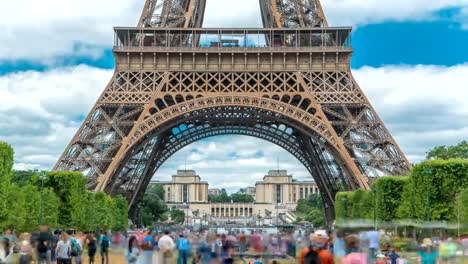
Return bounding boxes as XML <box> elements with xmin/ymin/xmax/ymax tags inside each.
<box><xmin>0</xmin><ymin>0</ymin><xmax>467</xmax><ymax>193</ymax></box>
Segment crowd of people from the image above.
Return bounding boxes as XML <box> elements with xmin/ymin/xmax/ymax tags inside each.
<box><xmin>0</xmin><ymin>225</ymin><xmax>467</xmax><ymax>264</ymax></box>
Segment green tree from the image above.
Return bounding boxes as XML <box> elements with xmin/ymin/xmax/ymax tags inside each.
<box><xmin>113</xmin><ymin>195</ymin><xmax>128</xmax><ymax>231</ymax></box>
<box><xmin>170</xmin><ymin>208</ymin><xmax>185</xmax><ymax>224</ymax></box>
<box><xmin>305</xmin><ymin>208</ymin><xmax>325</xmax><ymax>228</ymax></box>
<box><xmin>11</xmin><ymin>170</ymin><xmax>36</xmax><ymax>186</ymax></box>
<box><xmin>0</xmin><ymin>141</ymin><xmax>14</xmax><ymax>178</ymax></box>
<box><xmin>350</xmin><ymin>189</ymin><xmax>373</xmax><ymax>220</ymax></box>
<box><xmin>335</xmin><ymin>192</ymin><xmax>353</xmax><ymax>221</ymax></box>
<box><xmin>43</xmin><ymin>171</ymin><xmax>87</xmax><ymax>226</ymax></box>
<box><xmin>139</xmin><ymin>184</ymin><xmax>168</xmax><ymax>226</ymax></box>
<box><xmin>398</xmin><ymin>160</ymin><xmax>468</xmax><ymax>222</ymax></box>
<box><xmin>374</xmin><ymin>177</ymin><xmax>408</xmax><ymax>222</ymax></box>
<box><xmin>230</xmin><ymin>193</ymin><xmax>254</xmax><ymax>203</ymax></box>
<box><xmin>208</xmin><ymin>189</ymin><xmax>230</xmax><ymax>203</ymax></box>
<box><xmin>455</xmin><ymin>188</ymin><xmax>468</xmax><ymax>229</ymax></box>
<box><xmin>426</xmin><ymin>141</ymin><xmax>468</xmax><ymax>160</ymax></box>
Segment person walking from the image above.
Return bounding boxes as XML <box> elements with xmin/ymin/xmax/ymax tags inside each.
<box><xmin>55</xmin><ymin>233</ymin><xmax>71</xmax><ymax>264</ymax></box>
<box><xmin>0</xmin><ymin>237</ymin><xmax>13</xmax><ymax>264</ymax></box>
<box><xmin>19</xmin><ymin>233</ymin><xmax>33</xmax><ymax>264</ymax></box>
<box><xmin>158</xmin><ymin>230</ymin><xmax>175</xmax><ymax>264</ymax></box>
<box><xmin>99</xmin><ymin>232</ymin><xmax>110</xmax><ymax>264</ymax></box>
<box><xmin>68</xmin><ymin>230</ymin><xmax>83</xmax><ymax>264</ymax></box>
<box><xmin>176</xmin><ymin>234</ymin><xmax>191</xmax><ymax>264</ymax></box>
<box><xmin>141</xmin><ymin>231</ymin><xmax>154</xmax><ymax>264</ymax></box>
<box><xmin>125</xmin><ymin>236</ymin><xmax>140</xmax><ymax>264</ymax></box>
<box><xmin>85</xmin><ymin>234</ymin><xmax>97</xmax><ymax>264</ymax></box>
<box><xmin>50</xmin><ymin>230</ymin><xmax>60</xmax><ymax>264</ymax></box>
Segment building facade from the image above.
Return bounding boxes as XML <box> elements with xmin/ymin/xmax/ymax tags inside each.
<box><xmin>151</xmin><ymin>170</ymin><xmax>318</xmax><ymax>224</ymax></box>
<box><xmin>155</xmin><ymin>170</ymin><xmax>209</xmax><ymax>203</ymax></box>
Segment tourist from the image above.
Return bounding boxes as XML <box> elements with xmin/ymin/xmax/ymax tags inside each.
<box><xmin>19</xmin><ymin>233</ymin><xmax>33</xmax><ymax>264</ymax></box>
<box><xmin>251</xmin><ymin>255</ymin><xmax>263</xmax><ymax>264</ymax></box>
<box><xmin>333</xmin><ymin>230</ymin><xmax>346</xmax><ymax>261</ymax></box>
<box><xmin>50</xmin><ymin>230</ymin><xmax>60</xmax><ymax>264</ymax></box>
<box><xmin>176</xmin><ymin>233</ymin><xmax>191</xmax><ymax>264</ymax></box>
<box><xmin>36</xmin><ymin>226</ymin><xmax>51</xmax><ymax>264</ymax></box>
<box><xmin>220</xmin><ymin>234</ymin><xmax>234</xmax><ymax>264</ymax></box>
<box><xmin>388</xmin><ymin>249</ymin><xmax>400</xmax><ymax>264</ymax></box>
<box><xmin>86</xmin><ymin>234</ymin><xmax>97</xmax><ymax>264</ymax></box>
<box><xmin>99</xmin><ymin>232</ymin><xmax>110</xmax><ymax>264</ymax></box>
<box><xmin>418</xmin><ymin>240</ymin><xmax>438</xmax><ymax>264</ymax></box>
<box><xmin>55</xmin><ymin>233</ymin><xmax>71</xmax><ymax>264</ymax></box>
<box><xmin>341</xmin><ymin>235</ymin><xmax>367</xmax><ymax>264</ymax></box>
<box><xmin>158</xmin><ymin>230</ymin><xmax>175</xmax><ymax>263</ymax></box>
<box><xmin>141</xmin><ymin>231</ymin><xmax>154</xmax><ymax>264</ymax></box>
<box><xmin>0</xmin><ymin>237</ymin><xmax>13</xmax><ymax>264</ymax></box>
<box><xmin>125</xmin><ymin>236</ymin><xmax>140</xmax><ymax>264</ymax></box>
<box><xmin>68</xmin><ymin>230</ymin><xmax>83</xmax><ymax>264</ymax></box>
<box><xmin>365</xmin><ymin>230</ymin><xmax>380</xmax><ymax>263</ymax></box>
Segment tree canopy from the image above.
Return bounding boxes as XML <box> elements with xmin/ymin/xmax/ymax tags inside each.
<box><xmin>426</xmin><ymin>140</ymin><xmax>468</xmax><ymax>160</ymax></box>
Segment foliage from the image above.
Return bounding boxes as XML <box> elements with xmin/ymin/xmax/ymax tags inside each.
<box><xmin>296</xmin><ymin>194</ymin><xmax>323</xmax><ymax>214</ymax></box>
<box><xmin>11</xmin><ymin>170</ymin><xmax>36</xmax><ymax>186</ymax></box>
<box><xmin>455</xmin><ymin>188</ymin><xmax>468</xmax><ymax>227</ymax></box>
<box><xmin>41</xmin><ymin>171</ymin><xmax>87</xmax><ymax>226</ymax></box>
<box><xmin>374</xmin><ymin>177</ymin><xmax>408</xmax><ymax>222</ymax></box>
<box><xmin>209</xmin><ymin>189</ymin><xmax>254</xmax><ymax>203</ymax></box>
<box><xmin>208</xmin><ymin>189</ymin><xmax>230</xmax><ymax>203</ymax></box>
<box><xmin>113</xmin><ymin>195</ymin><xmax>129</xmax><ymax>231</ymax></box>
<box><xmin>295</xmin><ymin>194</ymin><xmax>325</xmax><ymax>226</ymax></box>
<box><xmin>350</xmin><ymin>189</ymin><xmax>373</xmax><ymax>220</ymax></box>
<box><xmin>170</xmin><ymin>208</ymin><xmax>185</xmax><ymax>224</ymax></box>
<box><xmin>0</xmin><ymin>142</ymin><xmax>14</xmax><ymax>179</ymax></box>
<box><xmin>230</xmin><ymin>193</ymin><xmax>254</xmax><ymax>203</ymax></box>
<box><xmin>0</xmin><ymin>142</ymin><xmax>128</xmax><ymax>232</ymax></box>
<box><xmin>398</xmin><ymin>160</ymin><xmax>468</xmax><ymax>222</ymax></box>
<box><xmin>139</xmin><ymin>184</ymin><xmax>168</xmax><ymax>227</ymax></box>
<box><xmin>335</xmin><ymin>192</ymin><xmax>353</xmax><ymax>221</ymax></box>
<box><xmin>426</xmin><ymin>141</ymin><xmax>468</xmax><ymax>160</ymax></box>
<box><xmin>305</xmin><ymin>208</ymin><xmax>325</xmax><ymax>227</ymax></box>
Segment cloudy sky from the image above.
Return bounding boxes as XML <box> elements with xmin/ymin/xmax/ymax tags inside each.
<box><xmin>0</xmin><ymin>0</ymin><xmax>467</xmax><ymax>193</ymax></box>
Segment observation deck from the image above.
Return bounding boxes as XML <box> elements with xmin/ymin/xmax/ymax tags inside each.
<box><xmin>113</xmin><ymin>27</ymin><xmax>353</xmax><ymax>71</ymax></box>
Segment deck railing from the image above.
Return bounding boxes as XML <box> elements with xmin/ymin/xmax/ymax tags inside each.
<box><xmin>113</xmin><ymin>27</ymin><xmax>352</xmax><ymax>51</ymax></box>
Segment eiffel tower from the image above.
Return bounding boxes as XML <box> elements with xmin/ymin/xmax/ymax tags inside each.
<box><xmin>54</xmin><ymin>0</ymin><xmax>411</xmax><ymax>219</ymax></box>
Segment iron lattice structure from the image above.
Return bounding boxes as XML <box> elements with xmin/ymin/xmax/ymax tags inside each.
<box><xmin>54</xmin><ymin>0</ymin><xmax>411</xmax><ymax>219</ymax></box>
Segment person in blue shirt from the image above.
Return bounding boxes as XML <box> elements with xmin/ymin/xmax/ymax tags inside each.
<box><xmin>176</xmin><ymin>234</ymin><xmax>191</xmax><ymax>264</ymax></box>
<box><xmin>418</xmin><ymin>244</ymin><xmax>438</xmax><ymax>264</ymax></box>
<box><xmin>388</xmin><ymin>249</ymin><xmax>400</xmax><ymax>264</ymax></box>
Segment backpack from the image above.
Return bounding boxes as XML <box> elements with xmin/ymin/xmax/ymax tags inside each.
<box><xmin>304</xmin><ymin>247</ymin><xmax>321</xmax><ymax>264</ymax></box>
<box><xmin>101</xmin><ymin>236</ymin><xmax>110</xmax><ymax>250</ymax></box>
<box><xmin>70</xmin><ymin>238</ymin><xmax>82</xmax><ymax>257</ymax></box>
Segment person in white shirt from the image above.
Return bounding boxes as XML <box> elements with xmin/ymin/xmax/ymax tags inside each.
<box><xmin>158</xmin><ymin>230</ymin><xmax>175</xmax><ymax>263</ymax></box>
<box><xmin>55</xmin><ymin>233</ymin><xmax>72</xmax><ymax>264</ymax></box>
<box><xmin>0</xmin><ymin>238</ymin><xmax>13</xmax><ymax>264</ymax></box>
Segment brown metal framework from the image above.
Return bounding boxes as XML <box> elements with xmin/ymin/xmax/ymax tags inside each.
<box><xmin>54</xmin><ymin>0</ymin><xmax>410</xmax><ymax>219</ymax></box>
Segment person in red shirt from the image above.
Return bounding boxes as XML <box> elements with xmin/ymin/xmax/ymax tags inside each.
<box><xmin>299</xmin><ymin>230</ymin><xmax>334</xmax><ymax>264</ymax></box>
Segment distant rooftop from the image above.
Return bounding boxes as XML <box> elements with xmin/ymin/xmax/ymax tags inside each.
<box><xmin>267</xmin><ymin>170</ymin><xmax>289</xmax><ymax>176</ymax></box>
<box><xmin>175</xmin><ymin>170</ymin><xmax>197</xmax><ymax>176</ymax></box>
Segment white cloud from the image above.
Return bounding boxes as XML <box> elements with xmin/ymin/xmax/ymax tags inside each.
<box><xmin>0</xmin><ymin>64</ymin><xmax>467</xmax><ymax>192</ymax></box>
<box><xmin>1</xmin><ymin>0</ymin><xmax>467</xmax><ymax>63</ymax></box>
<box><xmin>353</xmin><ymin>64</ymin><xmax>468</xmax><ymax>161</ymax></box>
<box><xmin>322</xmin><ymin>0</ymin><xmax>468</xmax><ymax>26</ymax></box>
<box><xmin>0</xmin><ymin>65</ymin><xmax>113</xmax><ymax>170</ymax></box>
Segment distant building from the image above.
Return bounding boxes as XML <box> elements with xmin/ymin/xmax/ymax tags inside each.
<box><xmin>156</xmin><ymin>170</ymin><xmax>208</xmax><ymax>203</ymax></box>
<box><xmin>208</xmin><ymin>188</ymin><xmax>221</xmax><ymax>196</ymax></box>
<box><xmin>237</xmin><ymin>187</ymin><xmax>256</xmax><ymax>198</ymax></box>
<box><xmin>150</xmin><ymin>169</ymin><xmax>318</xmax><ymax>225</ymax></box>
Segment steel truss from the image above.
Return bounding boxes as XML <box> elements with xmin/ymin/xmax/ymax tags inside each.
<box><xmin>54</xmin><ymin>0</ymin><xmax>411</xmax><ymax>220</ymax></box>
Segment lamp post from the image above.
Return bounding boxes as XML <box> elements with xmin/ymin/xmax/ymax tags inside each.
<box><xmin>39</xmin><ymin>171</ymin><xmax>46</xmax><ymax>225</ymax></box>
